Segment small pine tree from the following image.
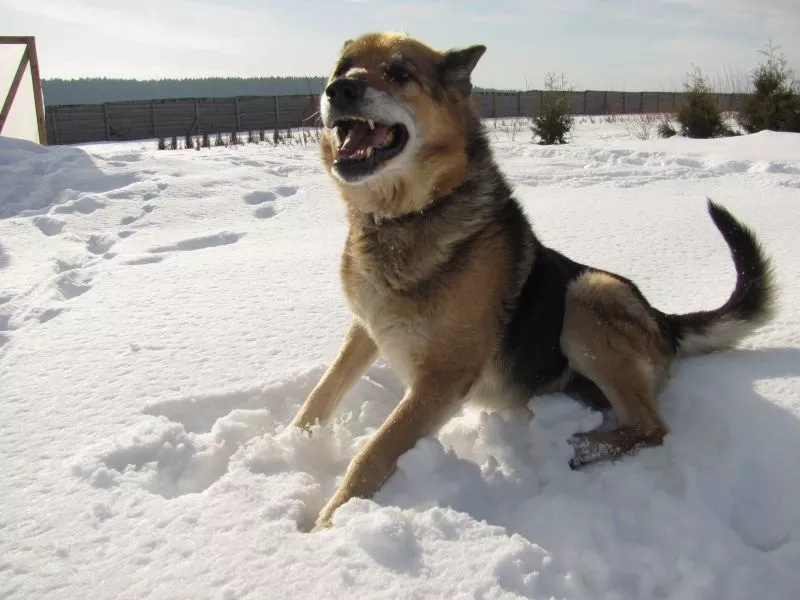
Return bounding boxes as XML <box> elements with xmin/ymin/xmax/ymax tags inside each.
<box><xmin>676</xmin><ymin>67</ymin><xmax>733</xmax><ymax>138</ymax></box>
<box><xmin>531</xmin><ymin>72</ymin><xmax>574</xmax><ymax>145</ymax></box>
<box><xmin>202</xmin><ymin>132</ymin><xmax>211</xmax><ymax>148</ymax></box>
<box><xmin>157</xmin><ymin>137</ymin><xmax>166</xmax><ymax>150</ymax></box>
<box><xmin>738</xmin><ymin>42</ymin><xmax>800</xmax><ymax>134</ymax></box>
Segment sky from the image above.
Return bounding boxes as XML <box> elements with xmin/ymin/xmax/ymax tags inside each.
<box><xmin>1</xmin><ymin>0</ymin><xmax>799</xmax><ymax>92</ymax></box>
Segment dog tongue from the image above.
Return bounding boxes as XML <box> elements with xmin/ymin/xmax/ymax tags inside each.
<box><xmin>338</xmin><ymin>121</ymin><xmax>390</xmax><ymax>159</ymax></box>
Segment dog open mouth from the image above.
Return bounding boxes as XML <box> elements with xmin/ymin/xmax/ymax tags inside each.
<box><xmin>332</xmin><ymin>117</ymin><xmax>409</xmax><ymax>180</ymax></box>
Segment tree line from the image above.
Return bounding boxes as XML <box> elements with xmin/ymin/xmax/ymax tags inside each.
<box><xmin>41</xmin><ymin>76</ymin><xmax>329</xmax><ymax>106</ymax></box>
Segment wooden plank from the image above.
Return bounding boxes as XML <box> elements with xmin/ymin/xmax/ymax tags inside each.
<box><xmin>0</xmin><ymin>46</ymin><xmax>30</xmax><ymax>136</ymax></box>
<box><xmin>0</xmin><ymin>36</ymin><xmax>33</xmax><ymax>45</ymax></box>
<box><xmin>27</xmin><ymin>37</ymin><xmax>48</xmax><ymax>144</ymax></box>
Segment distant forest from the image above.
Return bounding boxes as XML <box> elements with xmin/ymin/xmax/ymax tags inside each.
<box><xmin>41</xmin><ymin>76</ymin><xmax>514</xmax><ymax>106</ymax></box>
<box><xmin>41</xmin><ymin>76</ymin><xmax>329</xmax><ymax>106</ymax></box>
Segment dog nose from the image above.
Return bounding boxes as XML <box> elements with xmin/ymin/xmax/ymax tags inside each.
<box><xmin>325</xmin><ymin>78</ymin><xmax>365</xmax><ymax>110</ymax></box>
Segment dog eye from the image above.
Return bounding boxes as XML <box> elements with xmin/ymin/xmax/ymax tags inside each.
<box><xmin>385</xmin><ymin>64</ymin><xmax>414</xmax><ymax>84</ymax></box>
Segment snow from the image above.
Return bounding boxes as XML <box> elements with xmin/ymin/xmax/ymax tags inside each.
<box><xmin>2</xmin><ymin>118</ymin><xmax>800</xmax><ymax>599</ymax></box>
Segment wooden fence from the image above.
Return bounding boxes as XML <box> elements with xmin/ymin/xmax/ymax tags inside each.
<box><xmin>44</xmin><ymin>90</ymin><xmax>749</xmax><ymax>146</ymax></box>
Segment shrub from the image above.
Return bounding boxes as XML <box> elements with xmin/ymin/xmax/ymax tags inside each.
<box><xmin>170</xmin><ymin>136</ymin><xmax>178</xmax><ymax>150</ymax></box>
<box><xmin>624</xmin><ymin>113</ymin><xmax>658</xmax><ymax>140</ymax></box>
<box><xmin>201</xmin><ymin>133</ymin><xmax>210</xmax><ymax>148</ymax></box>
<box><xmin>247</xmin><ymin>130</ymin><xmax>257</xmax><ymax>144</ymax></box>
<box><xmin>230</xmin><ymin>131</ymin><xmax>240</xmax><ymax>145</ymax></box>
<box><xmin>214</xmin><ymin>132</ymin><xmax>225</xmax><ymax>147</ymax></box>
<box><xmin>657</xmin><ymin>116</ymin><xmax>677</xmax><ymax>138</ymax></box>
<box><xmin>738</xmin><ymin>43</ymin><xmax>800</xmax><ymax>133</ymax></box>
<box><xmin>677</xmin><ymin>67</ymin><xmax>730</xmax><ymax>138</ymax></box>
<box><xmin>157</xmin><ymin>137</ymin><xmax>166</xmax><ymax>150</ymax></box>
<box><xmin>531</xmin><ymin>72</ymin><xmax>574</xmax><ymax>145</ymax></box>
<box><xmin>185</xmin><ymin>133</ymin><xmax>194</xmax><ymax>149</ymax></box>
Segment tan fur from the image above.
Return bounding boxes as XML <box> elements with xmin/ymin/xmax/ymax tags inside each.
<box><xmin>290</xmin><ymin>321</ymin><xmax>377</xmax><ymax>430</ymax></box>
<box><xmin>320</xmin><ymin>33</ymin><xmax>472</xmax><ymax>220</ymax></box>
<box><xmin>561</xmin><ymin>272</ymin><xmax>671</xmax><ymax>466</ymax></box>
<box><xmin>308</xmin><ymin>228</ymin><xmax>512</xmax><ymax>529</ymax></box>
<box><xmin>289</xmin><ymin>32</ymin><xmax>773</xmax><ymax>531</ymax></box>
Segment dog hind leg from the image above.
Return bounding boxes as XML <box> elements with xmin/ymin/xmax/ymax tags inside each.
<box><xmin>560</xmin><ymin>271</ymin><xmax>673</xmax><ymax>468</ymax></box>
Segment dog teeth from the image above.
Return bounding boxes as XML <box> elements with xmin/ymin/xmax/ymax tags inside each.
<box><xmin>367</xmin><ymin>119</ymin><xmax>375</xmax><ymax>130</ymax></box>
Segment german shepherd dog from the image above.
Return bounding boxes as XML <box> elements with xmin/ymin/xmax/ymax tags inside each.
<box><xmin>291</xmin><ymin>32</ymin><xmax>776</xmax><ymax>530</ymax></box>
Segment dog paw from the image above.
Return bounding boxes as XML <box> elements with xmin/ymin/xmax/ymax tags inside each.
<box><xmin>567</xmin><ymin>434</ymin><xmax>589</xmax><ymax>470</ymax></box>
<box><xmin>310</xmin><ymin>519</ymin><xmax>332</xmax><ymax>533</ymax></box>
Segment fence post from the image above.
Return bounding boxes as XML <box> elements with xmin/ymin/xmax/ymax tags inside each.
<box><xmin>235</xmin><ymin>97</ymin><xmax>241</xmax><ymax>133</ymax></box>
<box><xmin>50</xmin><ymin>107</ymin><xmax>59</xmax><ymax>145</ymax></box>
<box><xmin>103</xmin><ymin>102</ymin><xmax>110</xmax><ymax>141</ymax></box>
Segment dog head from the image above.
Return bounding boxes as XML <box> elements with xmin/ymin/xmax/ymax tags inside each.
<box><xmin>319</xmin><ymin>32</ymin><xmax>486</xmax><ymax>219</ymax></box>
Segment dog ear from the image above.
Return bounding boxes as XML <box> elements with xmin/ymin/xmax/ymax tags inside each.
<box><xmin>440</xmin><ymin>45</ymin><xmax>486</xmax><ymax>96</ymax></box>
<box><xmin>342</xmin><ymin>39</ymin><xmax>354</xmax><ymax>50</ymax></box>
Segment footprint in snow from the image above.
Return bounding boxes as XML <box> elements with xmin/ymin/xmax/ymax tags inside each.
<box><xmin>120</xmin><ymin>203</ymin><xmax>156</xmax><ymax>226</ymax></box>
<box><xmin>244</xmin><ymin>186</ymin><xmax>297</xmax><ymax>219</ymax></box>
<box><xmin>52</xmin><ymin>195</ymin><xmax>106</xmax><ymax>215</ymax></box>
<box><xmin>122</xmin><ymin>255</ymin><xmax>165</xmax><ymax>266</ymax></box>
<box><xmin>244</xmin><ymin>191</ymin><xmax>276</xmax><ymax>205</ymax></box>
<box><xmin>33</xmin><ymin>215</ymin><xmax>65</xmax><ymax>237</ymax></box>
<box><xmin>55</xmin><ymin>270</ymin><xmax>93</xmax><ymax>300</ymax></box>
<box><xmin>254</xmin><ymin>205</ymin><xmax>277</xmax><ymax>219</ymax></box>
<box><xmin>38</xmin><ymin>307</ymin><xmax>66</xmax><ymax>323</ymax></box>
<box><xmin>148</xmin><ymin>231</ymin><xmax>243</xmax><ymax>254</ymax></box>
<box><xmin>85</xmin><ymin>233</ymin><xmax>117</xmax><ymax>256</ymax></box>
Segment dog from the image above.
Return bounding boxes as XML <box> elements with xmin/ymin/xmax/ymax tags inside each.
<box><xmin>290</xmin><ymin>32</ymin><xmax>776</xmax><ymax>531</ymax></box>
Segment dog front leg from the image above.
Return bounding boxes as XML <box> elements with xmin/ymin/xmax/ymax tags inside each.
<box><xmin>291</xmin><ymin>319</ymin><xmax>378</xmax><ymax>431</ymax></box>
<box><xmin>313</xmin><ymin>368</ymin><xmax>477</xmax><ymax>530</ymax></box>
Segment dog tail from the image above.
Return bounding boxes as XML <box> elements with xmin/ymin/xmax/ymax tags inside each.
<box><xmin>667</xmin><ymin>200</ymin><xmax>777</xmax><ymax>358</ymax></box>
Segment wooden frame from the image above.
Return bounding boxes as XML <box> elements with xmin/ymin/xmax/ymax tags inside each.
<box><xmin>0</xmin><ymin>36</ymin><xmax>47</xmax><ymax>145</ymax></box>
